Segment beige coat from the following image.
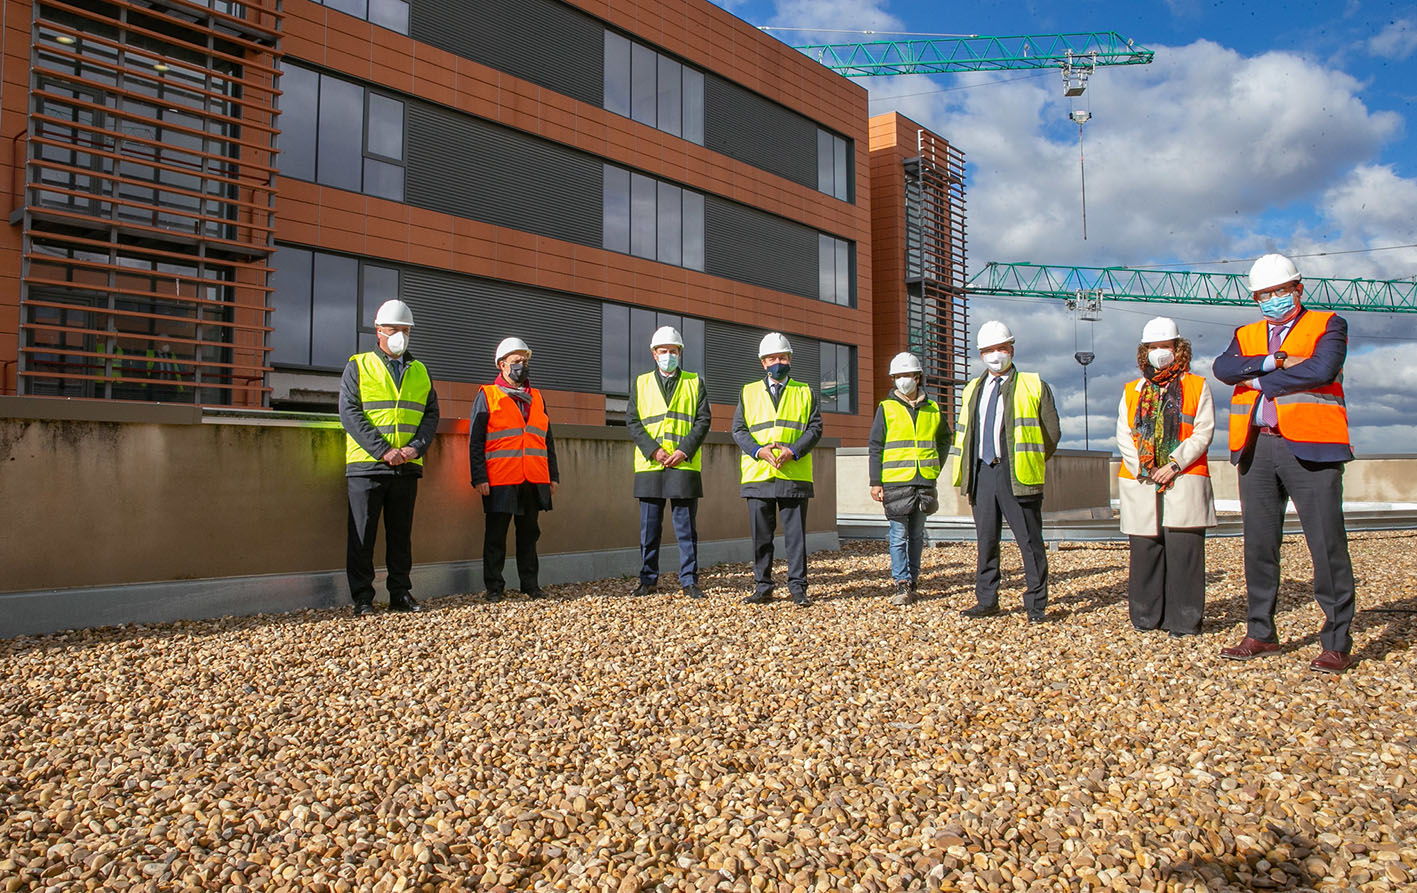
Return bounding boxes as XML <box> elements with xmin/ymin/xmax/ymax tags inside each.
<box><xmin>1115</xmin><ymin>374</ymin><xmax>1218</xmax><ymax>536</ymax></box>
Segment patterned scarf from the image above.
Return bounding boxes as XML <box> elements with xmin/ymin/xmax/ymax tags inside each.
<box><xmin>1132</xmin><ymin>361</ymin><xmax>1184</xmax><ymax>491</ymax></box>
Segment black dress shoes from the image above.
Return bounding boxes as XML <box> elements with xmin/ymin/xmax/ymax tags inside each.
<box><xmin>960</xmin><ymin>603</ymin><xmax>1000</xmax><ymax>618</ymax></box>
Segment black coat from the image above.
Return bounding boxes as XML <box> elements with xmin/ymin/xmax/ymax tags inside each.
<box><xmin>731</xmin><ymin>377</ymin><xmax>823</xmax><ymax>499</ymax></box>
<box><xmin>626</xmin><ymin>368</ymin><xmax>713</xmax><ymax>499</ymax></box>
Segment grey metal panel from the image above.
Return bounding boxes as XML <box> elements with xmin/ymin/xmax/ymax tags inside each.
<box><xmin>405</xmin><ymin>102</ymin><xmax>602</xmax><ymax>248</ymax></box>
<box><xmin>703</xmin><ymin>319</ymin><xmax>821</xmax><ymax>400</ymax></box>
<box><xmin>704</xmin><ymin>75</ymin><xmax>820</xmax><ymax>189</ymax></box>
<box><xmin>400</xmin><ymin>267</ymin><xmax>602</xmax><ymax>393</ymax></box>
<box><xmin>792</xmin><ymin>339</ymin><xmax>821</xmax><ymax>394</ymax></box>
<box><xmin>703</xmin><ymin>196</ymin><xmax>820</xmax><ymax>300</ymax></box>
<box><xmin>409</xmin><ymin>0</ymin><xmax>603</xmax><ymax>106</ymax></box>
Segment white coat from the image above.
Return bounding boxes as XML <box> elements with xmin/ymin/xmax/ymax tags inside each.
<box><xmin>1116</xmin><ymin>374</ymin><xmax>1218</xmax><ymax>537</ymax></box>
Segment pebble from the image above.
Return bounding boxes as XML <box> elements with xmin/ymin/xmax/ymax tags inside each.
<box><xmin>1</xmin><ymin>533</ymin><xmax>1414</xmax><ymax>890</ymax></box>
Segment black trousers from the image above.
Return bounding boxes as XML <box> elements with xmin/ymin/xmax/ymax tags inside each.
<box><xmin>747</xmin><ymin>497</ymin><xmax>808</xmax><ymax>597</ymax></box>
<box><xmin>347</xmin><ymin>475</ymin><xmax>419</xmax><ymax>606</ymax></box>
<box><xmin>1128</xmin><ymin>511</ymin><xmax>1206</xmax><ymax>635</ymax></box>
<box><xmin>483</xmin><ymin>509</ymin><xmax>541</xmax><ymax>594</ymax></box>
<box><xmin>1239</xmin><ymin>433</ymin><xmax>1355</xmax><ymax>652</ymax></box>
<box><xmin>971</xmin><ymin>459</ymin><xmax>1048</xmax><ymax>617</ymax></box>
<box><xmin>640</xmin><ymin>498</ymin><xmax>699</xmax><ymax>586</ymax></box>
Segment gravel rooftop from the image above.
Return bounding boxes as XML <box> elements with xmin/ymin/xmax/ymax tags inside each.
<box><xmin>3</xmin><ymin>531</ymin><xmax>1415</xmax><ymax>892</ymax></box>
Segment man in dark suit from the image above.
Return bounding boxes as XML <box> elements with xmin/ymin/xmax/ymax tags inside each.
<box><xmin>1212</xmin><ymin>253</ymin><xmax>1357</xmax><ymax>674</ymax></box>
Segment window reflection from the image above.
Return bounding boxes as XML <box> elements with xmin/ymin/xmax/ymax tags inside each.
<box><xmin>604</xmin><ymin>164</ymin><xmax>706</xmax><ymax>273</ymax></box>
<box><xmin>601</xmin><ymin>306</ymin><xmax>711</xmax><ymax>394</ymax></box>
<box><xmin>603</xmin><ymin>166</ymin><xmax>630</xmax><ymax>253</ymax></box>
<box><xmin>278</xmin><ymin>62</ymin><xmax>406</xmax><ymax>201</ymax></box>
<box><xmin>272</xmin><ymin>246</ymin><xmax>401</xmax><ymax>370</ymax></box>
<box><xmin>606</xmin><ymin>32</ymin><xmax>704</xmax><ymax>146</ymax></box>
<box><xmin>631</xmin><ymin>43</ymin><xmax>657</xmax><ymax>127</ymax></box>
<box><xmin>312</xmin><ymin>0</ymin><xmax>408</xmax><ymax>35</ymax></box>
<box><xmin>604</xmin><ymin>32</ymin><xmax>631</xmax><ymax>117</ymax></box>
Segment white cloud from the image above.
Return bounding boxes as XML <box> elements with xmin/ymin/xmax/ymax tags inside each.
<box><xmin>1369</xmin><ymin>18</ymin><xmax>1417</xmax><ymax>60</ymax></box>
<box><xmin>760</xmin><ymin>0</ymin><xmax>904</xmax><ymax>44</ymax></box>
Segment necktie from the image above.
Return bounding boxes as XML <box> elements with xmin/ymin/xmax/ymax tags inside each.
<box><xmin>1260</xmin><ymin>324</ymin><xmax>1284</xmax><ymax>427</ymax></box>
<box><xmin>769</xmin><ymin>382</ymin><xmax>781</xmax><ymax>401</ymax></box>
<box><xmin>981</xmin><ymin>377</ymin><xmax>1001</xmax><ymax>464</ymax></box>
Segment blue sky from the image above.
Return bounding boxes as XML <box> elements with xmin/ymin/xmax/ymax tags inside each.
<box><xmin>713</xmin><ymin>0</ymin><xmax>1417</xmax><ymax>455</ymax></box>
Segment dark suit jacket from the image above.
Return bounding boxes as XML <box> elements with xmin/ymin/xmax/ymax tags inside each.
<box><xmin>1211</xmin><ymin>308</ymin><xmax>1354</xmax><ymax>464</ymax></box>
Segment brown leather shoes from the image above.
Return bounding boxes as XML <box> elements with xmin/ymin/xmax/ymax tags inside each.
<box><xmin>1309</xmin><ymin>650</ymin><xmax>1353</xmax><ymax>675</ymax></box>
<box><xmin>1220</xmin><ymin>636</ymin><xmax>1281</xmax><ymax>661</ymax></box>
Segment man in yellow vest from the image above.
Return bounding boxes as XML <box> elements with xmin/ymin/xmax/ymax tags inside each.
<box><xmin>627</xmin><ymin>325</ymin><xmax>712</xmax><ymax>599</ymax></box>
<box><xmin>1213</xmin><ymin>253</ymin><xmax>1356</xmax><ymax>674</ymax></box>
<box><xmin>869</xmin><ymin>352</ymin><xmax>952</xmax><ymax>606</ymax></box>
<box><xmin>732</xmin><ymin>332</ymin><xmax>822</xmax><ymax>607</ymax></box>
<box><xmin>339</xmin><ymin>299</ymin><xmax>440</xmax><ymax>616</ymax></box>
<box><xmin>948</xmin><ymin>320</ymin><xmax>1060</xmax><ymax>622</ymax></box>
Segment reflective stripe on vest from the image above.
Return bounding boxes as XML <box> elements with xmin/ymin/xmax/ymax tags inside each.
<box><xmin>482</xmin><ymin>384</ymin><xmax>551</xmax><ymax>485</ymax></box>
<box><xmin>1119</xmin><ymin>374</ymin><xmax>1210</xmax><ymax>481</ymax></box>
<box><xmin>739</xmin><ymin>380</ymin><xmax>814</xmax><ymax>484</ymax></box>
<box><xmin>1227</xmin><ymin>311</ymin><xmax>1349</xmax><ymax>452</ymax></box>
<box><xmin>633</xmin><ymin>370</ymin><xmax>702</xmax><ymax>474</ymax></box>
<box><xmin>345</xmin><ymin>352</ymin><xmax>431</xmax><ymax>469</ymax></box>
<box><xmin>880</xmin><ymin>399</ymin><xmax>942</xmax><ymax>483</ymax></box>
<box><xmin>949</xmin><ymin>372</ymin><xmax>1046</xmax><ymax>487</ymax></box>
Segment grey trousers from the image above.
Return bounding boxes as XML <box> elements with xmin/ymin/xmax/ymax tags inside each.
<box><xmin>971</xmin><ymin>459</ymin><xmax>1048</xmax><ymax>617</ymax></box>
<box><xmin>1239</xmin><ymin>433</ymin><xmax>1355</xmax><ymax>652</ymax></box>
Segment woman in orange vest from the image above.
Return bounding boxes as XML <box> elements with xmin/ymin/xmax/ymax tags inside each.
<box><xmin>468</xmin><ymin>337</ymin><xmax>559</xmax><ymax>601</ymax></box>
<box><xmin>1116</xmin><ymin>317</ymin><xmax>1217</xmax><ymax>637</ymax></box>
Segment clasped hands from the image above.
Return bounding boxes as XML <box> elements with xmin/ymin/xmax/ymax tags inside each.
<box><xmin>652</xmin><ymin>447</ymin><xmax>689</xmax><ymax>468</ymax></box>
<box><xmin>381</xmin><ymin>445</ymin><xmax>420</xmax><ymax>466</ymax></box>
<box><xmin>754</xmin><ymin>442</ymin><xmax>796</xmax><ymax>469</ymax></box>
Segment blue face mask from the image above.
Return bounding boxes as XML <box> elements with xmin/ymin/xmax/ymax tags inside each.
<box><xmin>766</xmin><ymin>362</ymin><xmax>791</xmax><ymax>382</ymax></box>
<box><xmin>656</xmin><ymin>352</ymin><xmax>679</xmax><ymax>374</ymax></box>
<box><xmin>1258</xmin><ymin>290</ymin><xmax>1296</xmax><ymax>321</ymax></box>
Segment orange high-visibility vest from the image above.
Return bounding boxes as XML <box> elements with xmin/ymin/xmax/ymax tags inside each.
<box><xmin>1228</xmin><ymin>311</ymin><xmax>1348</xmax><ymax>453</ymax></box>
<box><xmin>1119</xmin><ymin>373</ymin><xmax>1210</xmax><ymax>481</ymax></box>
<box><xmin>481</xmin><ymin>385</ymin><xmax>551</xmax><ymax>486</ymax></box>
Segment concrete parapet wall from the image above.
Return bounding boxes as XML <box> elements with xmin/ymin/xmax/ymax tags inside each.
<box><xmin>0</xmin><ymin>397</ymin><xmax>837</xmax><ymax>623</ymax></box>
<box><xmin>837</xmin><ymin>448</ymin><xmax>1113</xmax><ymax>520</ymax></box>
<box><xmin>1107</xmin><ymin>454</ymin><xmax>1417</xmax><ymax>505</ymax></box>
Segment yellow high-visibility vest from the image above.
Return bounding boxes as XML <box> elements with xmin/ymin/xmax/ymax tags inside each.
<box><xmin>633</xmin><ymin>370</ymin><xmax>702</xmax><ymax>473</ymax></box>
<box><xmin>739</xmin><ymin>380</ymin><xmax>814</xmax><ymax>484</ymax></box>
<box><xmin>344</xmin><ymin>352</ymin><xmax>431</xmax><ymax>470</ymax></box>
<box><xmin>880</xmin><ymin>399</ymin><xmax>942</xmax><ymax>483</ymax></box>
<box><xmin>949</xmin><ymin>372</ymin><xmax>1046</xmax><ymax>487</ymax></box>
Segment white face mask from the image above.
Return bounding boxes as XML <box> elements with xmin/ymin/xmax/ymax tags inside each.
<box><xmin>1148</xmin><ymin>347</ymin><xmax>1175</xmax><ymax>370</ymax></box>
<box><xmin>385</xmin><ymin>331</ymin><xmax>409</xmax><ymax>357</ymax></box>
<box><xmin>895</xmin><ymin>376</ymin><xmax>918</xmax><ymax>394</ymax></box>
<box><xmin>982</xmin><ymin>350</ymin><xmax>1012</xmax><ymax>373</ymax></box>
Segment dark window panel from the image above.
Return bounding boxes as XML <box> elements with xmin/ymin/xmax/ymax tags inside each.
<box><xmin>276</xmin><ymin>62</ymin><xmax>318</xmax><ymax>180</ymax></box>
<box><xmin>630</xmin><ymin>172</ymin><xmax>656</xmax><ymax>260</ymax></box>
<box><xmin>682</xmin><ymin>190</ymin><xmax>704</xmax><ymax>272</ymax></box>
<box><xmin>818</xmin><ymin>233</ymin><xmax>834</xmax><ymax>302</ymax></box>
<box><xmin>366</xmin><ymin>93</ymin><xmax>404</xmax><ymax>160</ymax></box>
<box><xmin>363</xmin><ymin>158</ymin><xmax>404</xmax><ymax>201</ymax></box>
<box><xmin>657</xmin><ymin>181</ymin><xmax>682</xmax><ymax>267</ymax></box>
<box><xmin>311</xmin><ymin>252</ymin><xmax>359</xmax><ymax>368</ymax></box>
<box><xmin>324</xmin><ymin>0</ymin><xmax>368</xmax><ymax>17</ymax></box>
<box><xmin>316</xmin><ymin>75</ymin><xmax>364</xmax><ymax>192</ymax></box>
<box><xmin>630</xmin><ymin>307</ymin><xmax>657</xmax><ymax>379</ymax></box>
<box><xmin>601</xmin><ymin>303</ymin><xmax>629</xmax><ymax>394</ymax></box>
<box><xmin>657</xmin><ymin>55</ymin><xmax>681</xmax><ymax>139</ymax></box>
<box><xmin>834</xmin><ymin>135</ymin><xmax>849</xmax><ymax>201</ymax></box>
<box><xmin>682</xmin><ymin>68</ymin><xmax>704</xmax><ymax>145</ymax></box>
<box><xmin>682</xmin><ymin>316</ymin><xmax>705</xmax><ymax>380</ymax></box>
<box><xmin>835</xmin><ymin>239</ymin><xmax>851</xmax><ymax>306</ymax></box>
<box><xmin>631</xmin><ymin>42</ymin><xmax>656</xmax><ymax>127</ymax></box>
<box><xmin>817</xmin><ymin>129</ymin><xmax>832</xmax><ymax>195</ymax></box>
<box><xmin>361</xmin><ymin>264</ymin><xmax>400</xmax><ymax>326</ymax></box>
<box><xmin>269</xmin><ymin>246</ymin><xmax>313</xmax><ymax>366</ymax></box>
<box><xmin>368</xmin><ymin>0</ymin><xmax>409</xmax><ymax>33</ymax></box>
<box><xmin>603</xmin><ymin>31</ymin><xmax>631</xmax><ymax>117</ymax></box>
<box><xmin>603</xmin><ymin>165</ymin><xmax>630</xmax><ymax>254</ymax></box>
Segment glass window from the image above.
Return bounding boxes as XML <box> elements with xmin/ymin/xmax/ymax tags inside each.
<box><xmin>311</xmin><ymin>252</ymin><xmax>359</xmax><ymax>368</ymax></box>
<box><xmin>835</xmin><ymin>239</ymin><xmax>851</xmax><ymax>305</ymax></box>
<box><xmin>270</xmin><ymin>246</ymin><xmax>313</xmax><ymax>365</ymax></box>
<box><xmin>682</xmin><ymin>68</ymin><xmax>704</xmax><ymax>145</ymax></box>
<box><xmin>682</xmin><ymin>190</ymin><xmax>704</xmax><ymax>272</ymax></box>
<box><xmin>360</xmin><ymin>263</ymin><xmax>399</xmax><ymax>330</ymax></box>
<box><xmin>365</xmin><ymin>93</ymin><xmax>404</xmax><ymax>160</ymax></box>
<box><xmin>820</xmin><ymin>343</ymin><xmax>839</xmax><ymax>413</ymax></box>
<box><xmin>834</xmin><ymin>136</ymin><xmax>849</xmax><ymax>201</ymax></box>
<box><xmin>324</xmin><ymin>0</ymin><xmax>367</xmax><ymax>17</ymax></box>
<box><xmin>363</xmin><ymin>159</ymin><xmax>404</xmax><ymax>201</ymax></box>
<box><xmin>630</xmin><ymin>173</ymin><xmax>657</xmax><ymax>260</ymax></box>
<box><xmin>603</xmin><ymin>165</ymin><xmax>630</xmax><ymax>254</ymax></box>
<box><xmin>601</xmin><ymin>303</ymin><xmax>629</xmax><ymax>394</ymax></box>
<box><xmin>657</xmin><ymin>182</ymin><xmax>682</xmax><ymax>267</ymax></box>
<box><xmin>681</xmin><ymin>316</ymin><xmax>704</xmax><ymax>377</ymax></box>
<box><xmin>657</xmin><ymin>56</ymin><xmax>681</xmax><ymax>139</ymax></box>
<box><xmin>629</xmin><ymin>307</ymin><xmax>657</xmax><ymax>378</ymax></box>
<box><xmin>277</xmin><ymin>63</ymin><xmax>318</xmax><ymax>181</ymax></box>
<box><xmin>819</xmin><ymin>233</ymin><xmax>835</xmax><ymax>302</ymax></box>
<box><xmin>631</xmin><ymin>43</ymin><xmax>657</xmax><ymax>127</ymax></box>
<box><xmin>817</xmin><ymin>129</ymin><xmax>833</xmax><ymax>196</ymax></box>
<box><xmin>317</xmin><ymin>75</ymin><xmax>363</xmax><ymax>193</ymax></box>
<box><xmin>840</xmin><ymin>344</ymin><xmax>855</xmax><ymax>412</ymax></box>
<box><xmin>604</xmin><ymin>32</ymin><xmax>631</xmax><ymax>118</ymax></box>
<box><xmin>367</xmin><ymin>0</ymin><xmax>409</xmax><ymax>33</ymax></box>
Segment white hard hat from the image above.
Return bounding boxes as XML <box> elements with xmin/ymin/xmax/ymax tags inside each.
<box><xmin>495</xmin><ymin>336</ymin><xmax>532</xmax><ymax>363</ymax></box>
<box><xmin>650</xmin><ymin>325</ymin><xmax>683</xmax><ymax>349</ymax></box>
<box><xmin>374</xmin><ymin>299</ymin><xmax>414</xmax><ymax>327</ymax></box>
<box><xmin>1140</xmin><ymin>317</ymin><xmax>1179</xmax><ymax>343</ymax></box>
<box><xmin>1249</xmin><ymin>253</ymin><xmax>1301</xmax><ymax>293</ymax></box>
<box><xmin>888</xmin><ymin>352</ymin><xmax>924</xmax><ymax>375</ymax></box>
<box><xmin>976</xmin><ymin>320</ymin><xmax>1015</xmax><ymax>350</ymax></box>
<box><xmin>758</xmin><ymin>332</ymin><xmax>793</xmax><ymax>357</ymax></box>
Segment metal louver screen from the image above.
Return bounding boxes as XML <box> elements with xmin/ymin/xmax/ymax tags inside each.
<box><xmin>409</xmin><ymin>0</ymin><xmax>603</xmax><ymax>106</ymax></box>
<box><xmin>703</xmin><ymin>197</ymin><xmax>820</xmax><ymax>300</ymax></box>
<box><xmin>400</xmin><ymin>268</ymin><xmax>602</xmax><ymax>392</ymax></box>
<box><xmin>405</xmin><ymin>102</ymin><xmax>603</xmax><ymax>248</ymax></box>
<box><xmin>704</xmin><ymin>76</ymin><xmax>820</xmax><ymax>189</ymax></box>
